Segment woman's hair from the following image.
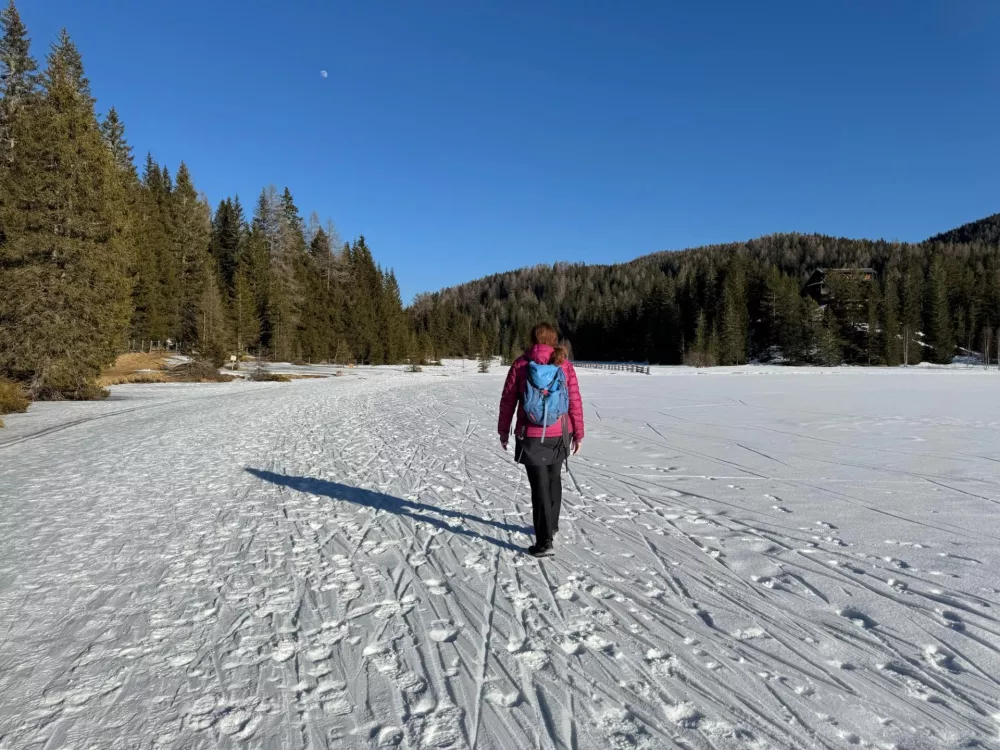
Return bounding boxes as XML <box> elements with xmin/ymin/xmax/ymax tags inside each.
<box><xmin>531</xmin><ymin>323</ymin><xmax>568</xmax><ymax>365</ymax></box>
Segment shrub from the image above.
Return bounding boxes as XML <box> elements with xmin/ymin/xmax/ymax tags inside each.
<box><xmin>72</xmin><ymin>382</ymin><xmax>112</xmax><ymax>400</ymax></box>
<box><xmin>683</xmin><ymin>351</ymin><xmax>717</xmax><ymax>368</ymax></box>
<box><xmin>0</xmin><ymin>379</ymin><xmax>30</xmax><ymax>417</ymax></box>
<box><xmin>34</xmin><ymin>381</ymin><xmax>109</xmax><ymax>401</ymax></box>
<box><xmin>202</xmin><ymin>340</ymin><xmax>228</xmax><ymax>368</ymax></box>
<box><xmin>406</xmin><ymin>362</ymin><xmax>423</xmax><ymax>373</ymax></box>
<box><xmin>248</xmin><ymin>366</ymin><xmax>291</xmax><ymax>382</ymax></box>
<box><xmin>169</xmin><ymin>360</ymin><xmax>234</xmax><ymax>382</ymax></box>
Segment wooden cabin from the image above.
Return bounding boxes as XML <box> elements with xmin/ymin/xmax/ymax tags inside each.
<box><xmin>801</xmin><ymin>268</ymin><xmax>877</xmax><ymax>306</ymax></box>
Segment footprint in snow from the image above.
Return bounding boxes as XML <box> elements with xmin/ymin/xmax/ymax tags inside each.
<box><xmin>485</xmin><ymin>687</ymin><xmax>521</xmax><ymax>708</ymax></box>
<box><xmin>362</xmin><ymin>641</ymin><xmax>401</xmax><ymax>676</ymax></box>
<box><xmin>429</xmin><ymin>620</ymin><xmax>460</xmax><ymax>643</ymax></box>
<box><xmin>938</xmin><ymin>610</ymin><xmax>964</xmax><ymax>631</ymax></box>
<box><xmin>507</xmin><ymin>636</ymin><xmax>550</xmax><ymax>670</ymax></box>
<box><xmin>598</xmin><ymin>708</ymin><xmax>653</xmax><ymax>749</ymax></box>
<box><xmin>306</xmin><ymin>645</ymin><xmax>332</xmax><ymax>662</ymax></box>
<box><xmin>188</xmin><ymin>695</ymin><xmax>218</xmax><ymax>718</ymax></box>
<box><xmin>838</xmin><ymin>607</ymin><xmax>877</xmax><ymax>629</ymax></box>
<box><xmin>419</xmin><ymin>702</ymin><xmax>465</xmax><ymax>748</ymax></box>
<box><xmin>376</xmin><ymin>726</ymin><xmax>403</xmax><ymax>747</ymax></box>
<box><xmin>922</xmin><ymin>645</ymin><xmax>960</xmax><ymax>673</ymax></box>
<box><xmin>586</xmin><ymin>584</ymin><xmax>614</xmax><ymax>599</ymax></box>
<box><xmin>423</xmin><ymin>578</ymin><xmax>450</xmax><ymax>596</ymax></box>
<box><xmin>397</xmin><ymin>672</ymin><xmax>427</xmax><ymax>695</ymax></box>
<box><xmin>373</xmin><ymin>595</ymin><xmax>417</xmax><ymax>620</ymax></box>
<box><xmin>665</xmin><ymin>701</ymin><xmax>703</xmax><ymax>729</ymax></box>
<box><xmin>560</xmin><ymin>638</ymin><xmax>584</xmax><ymax>655</ymax></box>
<box><xmin>315</xmin><ymin>679</ymin><xmax>354</xmax><ymax>714</ymax></box>
<box><xmin>218</xmin><ymin>710</ymin><xmax>262</xmax><ymax>739</ymax></box>
<box><xmin>555</xmin><ymin>583</ymin><xmax>578</xmax><ymax>601</ymax></box>
<box><xmin>169</xmin><ymin>652</ymin><xmax>197</xmax><ymax>668</ymax></box>
<box><xmin>732</xmin><ymin>627</ymin><xmax>767</xmax><ymax>640</ymax></box>
<box><xmin>271</xmin><ymin>641</ymin><xmax>296</xmax><ymax>663</ymax></box>
<box><xmin>645</xmin><ymin>648</ymin><xmax>675</xmax><ymax>676</ymax></box>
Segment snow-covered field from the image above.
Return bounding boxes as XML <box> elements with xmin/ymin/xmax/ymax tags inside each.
<box><xmin>1</xmin><ymin>363</ymin><xmax>999</xmax><ymax>750</ymax></box>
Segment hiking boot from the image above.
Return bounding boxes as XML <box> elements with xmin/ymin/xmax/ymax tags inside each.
<box><xmin>527</xmin><ymin>542</ymin><xmax>554</xmax><ymax>557</ymax></box>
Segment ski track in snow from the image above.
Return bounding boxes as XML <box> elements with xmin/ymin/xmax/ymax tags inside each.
<box><xmin>1</xmin><ymin>363</ymin><xmax>1000</xmax><ymax>749</ymax></box>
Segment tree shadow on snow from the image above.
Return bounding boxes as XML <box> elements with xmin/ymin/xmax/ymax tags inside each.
<box><xmin>246</xmin><ymin>468</ymin><xmax>530</xmax><ymax>553</ymax></box>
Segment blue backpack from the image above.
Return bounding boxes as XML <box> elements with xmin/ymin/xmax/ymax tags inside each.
<box><xmin>523</xmin><ymin>362</ymin><xmax>569</xmax><ymax>438</ymax></box>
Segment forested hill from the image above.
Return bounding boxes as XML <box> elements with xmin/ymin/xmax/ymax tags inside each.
<box><xmin>928</xmin><ymin>213</ymin><xmax>1000</xmax><ymax>246</ymax></box>
<box><xmin>410</xmin><ymin>227</ymin><xmax>1000</xmax><ymax>367</ymax></box>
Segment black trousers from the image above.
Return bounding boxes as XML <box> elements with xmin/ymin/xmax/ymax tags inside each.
<box><xmin>525</xmin><ymin>462</ymin><xmax>563</xmax><ymax>544</ymax></box>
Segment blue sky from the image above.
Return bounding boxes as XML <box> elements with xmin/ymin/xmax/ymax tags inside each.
<box><xmin>19</xmin><ymin>0</ymin><xmax>1000</xmax><ymax>302</ymax></box>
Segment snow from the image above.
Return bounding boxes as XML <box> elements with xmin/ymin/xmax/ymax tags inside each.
<box><xmin>1</xmin><ymin>362</ymin><xmax>1000</xmax><ymax>748</ymax></box>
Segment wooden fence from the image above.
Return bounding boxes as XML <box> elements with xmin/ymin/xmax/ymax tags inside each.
<box><xmin>128</xmin><ymin>339</ymin><xmax>184</xmax><ymax>353</ymax></box>
<box><xmin>575</xmin><ymin>362</ymin><xmax>651</xmax><ymax>375</ymax></box>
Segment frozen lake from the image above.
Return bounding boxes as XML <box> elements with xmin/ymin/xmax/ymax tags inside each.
<box><xmin>1</xmin><ymin>363</ymin><xmax>998</xmax><ymax>749</ymax></box>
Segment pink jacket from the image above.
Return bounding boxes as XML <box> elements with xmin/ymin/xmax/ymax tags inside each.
<box><xmin>498</xmin><ymin>344</ymin><xmax>585</xmax><ymax>441</ymax></box>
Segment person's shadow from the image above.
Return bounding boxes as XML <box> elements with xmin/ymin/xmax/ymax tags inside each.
<box><xmin>246</xmin><ymin>468</ymin><xmax>529</xmax><ymax>553</ymax></box>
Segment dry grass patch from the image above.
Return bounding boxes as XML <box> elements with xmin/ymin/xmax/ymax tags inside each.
<box><xmin>101</xmin><ymin>372</ymin><xmax>171</xmax><ymax>386</ymax></box>
<box><xmin>99</xmin><ymin>352</ymin><xmax>172</xmax><ymax>386</ymax></box>
<box><xmin>100</xmin><ymin>353</ymin><xmax>234</xmax><ymax>385</ymax></box>
<box><xmin>0</xmin><ymin>378</ymin><xmax>30</xmax><ymax>426</ymax></box>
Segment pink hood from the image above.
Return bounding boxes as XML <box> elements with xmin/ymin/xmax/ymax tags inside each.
<box><xmin>498</xmin><ymin>344</ymin><xmax>585</xmax><ymax>441</ymax></box>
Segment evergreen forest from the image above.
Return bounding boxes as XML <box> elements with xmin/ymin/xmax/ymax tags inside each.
<box><xmin>0</xmin><ymin>2</ymin><xmax>409</xmax><ymax>399</ymax></box>
<box><xmin>412</xmin><ymin>228</ymin><xmax>1000</xmax><ymax>368</ymax></box>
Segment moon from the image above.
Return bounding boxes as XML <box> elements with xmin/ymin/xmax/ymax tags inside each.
<box><xmin>320</xmin><ymin>70</ymin><xmax>328</xmax><ymax>79</ymax></box>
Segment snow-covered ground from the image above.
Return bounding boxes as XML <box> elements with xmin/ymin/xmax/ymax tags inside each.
<box><xmin>1</xmin><ymin>363</ymin><xmax>999</xmax><ymax>749</ymax></box>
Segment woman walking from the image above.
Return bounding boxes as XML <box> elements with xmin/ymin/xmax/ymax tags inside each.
<box><xmin>498</xmin><ymin>323</ymin><xmax>584</xmax><ymax>557</ymax></box>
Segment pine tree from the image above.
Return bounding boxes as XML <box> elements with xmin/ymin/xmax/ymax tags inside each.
<box><xmin>865</xmin><ymin>280</ymin><xmax>880</xmax><ymax>365</ymax></box>
<box><xmin>99</xmin><ymin>106</ymin><xmax>134</xmax><ymax>176</ymax></box>
<box><xmin>171</xmin><ymin>162</ymin><xmax>212</xmax><ymax>348</ymax></box>
<box><xmin>198</xmin><ymin>260</ymin><xmax>230</xmax><ymax>365</ymax></box>
<box><xmin>901</xmin><ymin>263</ymin><xmax>924</xmax><ymax>365</ymax></box>
<box><xmin>762</xmin><ymin>269</ymin><xmax>808</xmax><ymax>363</ymax></box>
<box><xmin>812</xmin><ymin>308</ymin><xmax>843</xmax><ymax>366</ymax></box>
<box><xmin>641</xmin><ymin>277</ymin><xmax>680</xmax><ymax>364</ymax></box>
<box><xmin>309</xmin><ymin>225</ymin><xmax>330</xmax><ymax>260</ymax></box>
<box><xmin>130</xmin><ymin>154</ymin><xmax>174</xmax><ymax>342</ymax></box>
<box><xmin>251</xmin><ymin>185</ymin><xmax>303</xmax><ymax>361</ymax></box>
<box><xmin>686</xmin><ymin>310</ymin><xmax>717</xmax><ymax>367</ymax></box>
<box><xmin>926</xmin><ymin>256</ymin><xmax>953</xmax><ymax>364</ymax></box>
<box><xmin>0</xmin><ymin>28</ymin><xmax>133</xmax><ymax>396</ymax></box>
<box><xmin>882</xmin><ymin>272</ymin><xmax>901</xmax><ymax>366</ymax></box>
<box><xmin>232</xmin><ymin>266</ymin><xmax>259</xmax><ymax>356</ymax></box>
<box><xmin>384</xmin><ymin>270</ymin><xmax>408</xmax><ymax>364</ymax></box>
<box><xmin>209</xmin><ymin>197</ymin><xmax>244</xmax><ymax>291</ymax></box>
<box><xmin>477</xmin><ymin>333</ymin><xmax>491</xmax><ymax>373</ymax></box>
<box><xmin>0</xmin><ymin>0</ymin><xmax>37</xmax><ymax>156</ymax></box>
<box><xmin>405</xmin><ymin>330</ymin><xmax>422</xmax><ymax>372</ymax></box>
<box><xmin>718</xmin><ymin>254</ymin><xmax>748</xmax><ymax>365</ymax></box>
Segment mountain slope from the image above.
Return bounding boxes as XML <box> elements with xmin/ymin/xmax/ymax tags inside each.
<box><xmin>928</xmin><ymin>212</ymin><xmax>1000</xmax><ymax>246</ymax></box>
<box><xmin>411</xmin><ymin>219</ymin><xmax>1000</xmax><ymax>367</ymax></box>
